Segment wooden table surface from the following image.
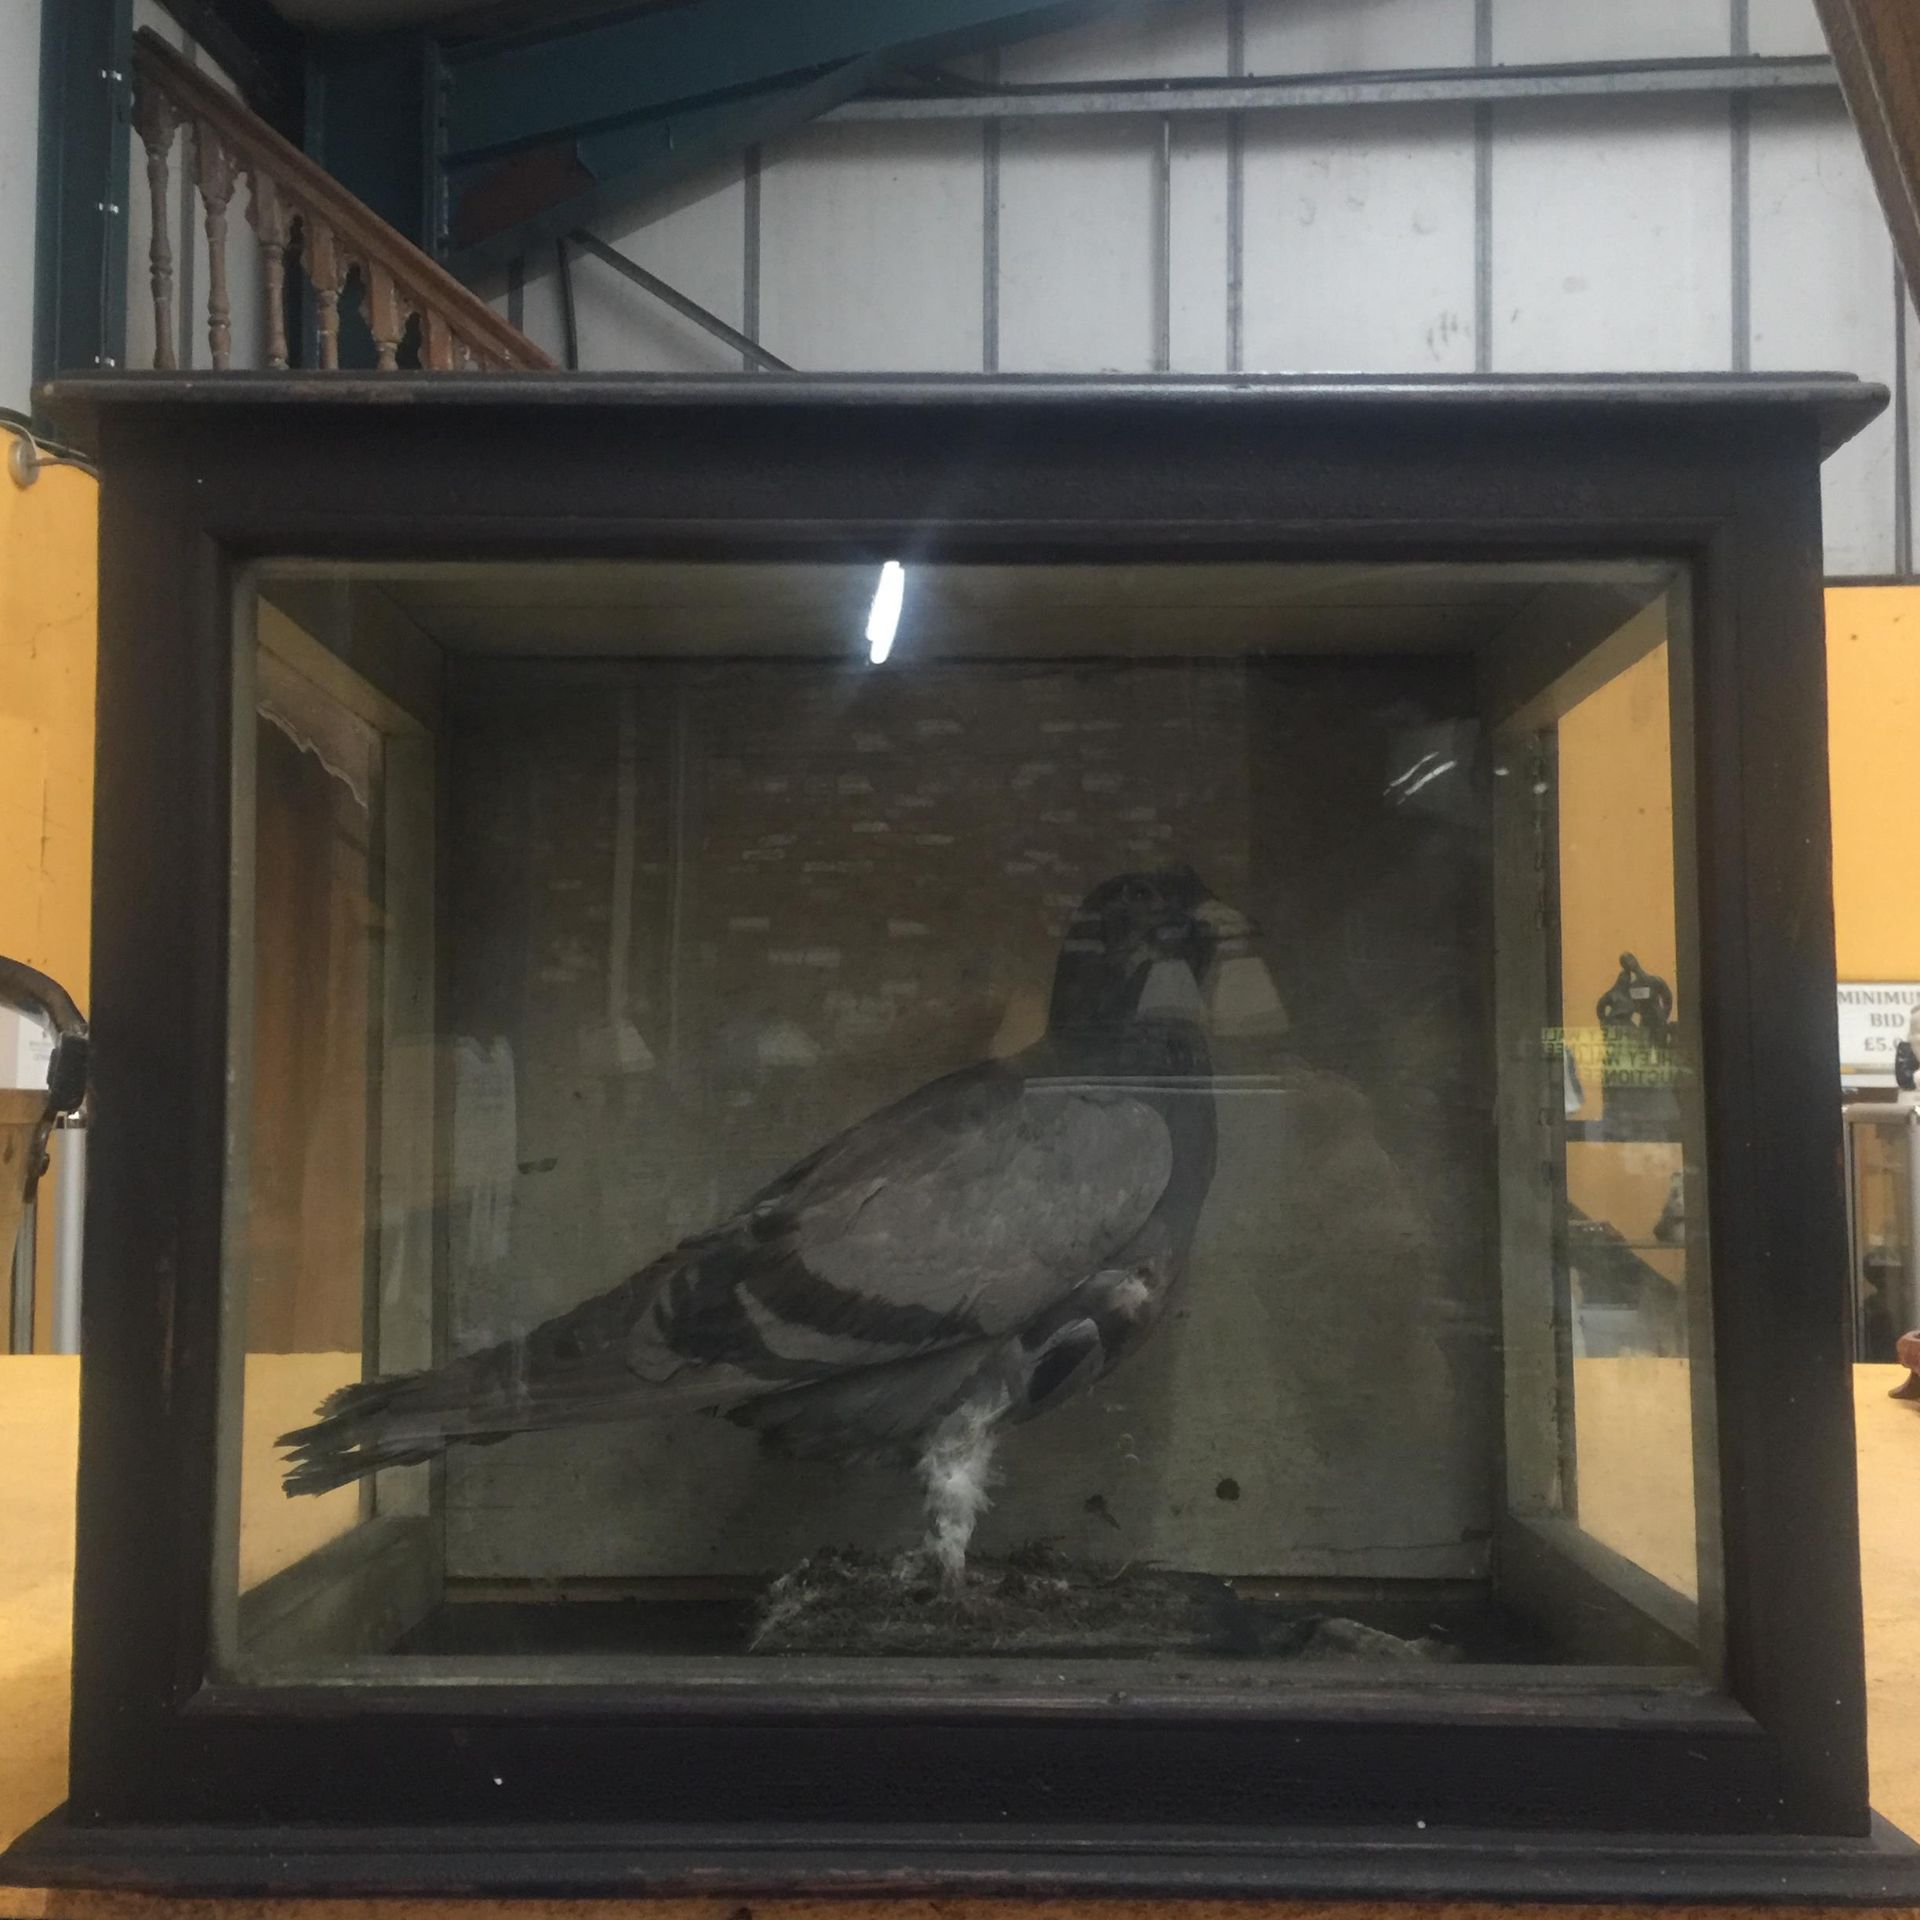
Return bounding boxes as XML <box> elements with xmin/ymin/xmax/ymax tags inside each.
<box><xmin>3</xmin><ymin>1354</ymin><xmax>1917</xmax><ymax>1918</ymax></box>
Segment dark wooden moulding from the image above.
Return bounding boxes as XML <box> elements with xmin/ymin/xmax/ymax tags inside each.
<box><xmin>11</xmin><ymin>371</ymin><xmax>1920</xmax><ymax>1904</ymax></box>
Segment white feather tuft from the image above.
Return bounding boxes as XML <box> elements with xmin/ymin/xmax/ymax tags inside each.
<box><xmin>916</xmin><ymin>1395</ymin><xmax>1008</xmax><ymax>1582</ymax></box>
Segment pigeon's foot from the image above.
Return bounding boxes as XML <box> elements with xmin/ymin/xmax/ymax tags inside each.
<box><xmin>912</xmin><ymin>1395</ymin><xmax>1006</xmax><ymax>1590</ymax></box>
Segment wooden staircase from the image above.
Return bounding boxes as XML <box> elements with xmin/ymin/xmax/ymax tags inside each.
<box><xmin>1816</xmin><ymin>1</ymin><xmax>1920</xmax><ymax>301</ymax></box>
<box><xmin>131</xmin><ymin>27</ymin><xmax>551</xmax><ymax>374</ymax></box>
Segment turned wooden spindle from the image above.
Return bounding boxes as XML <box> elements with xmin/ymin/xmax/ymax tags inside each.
<box><xmin>306</xmin><ymin>221</ymin><xmax>347</xmax><ymax>371</ymax></box>
<box><xmin>193</xmin><ymin>121</ymin><xmax>238</xmax><ymax>370</ymax></box>
<box><xmin>247</xmin><ymin>171</ymin><xmax>292</xmax><ymax>370</ymax></box>
<box><xmin>421</xmin><ymin>310</ymin><xmax>455</xmax><ymax>372</ymax></box>
<box><xmin>366</xmin><ymin>261</ymin><xmax>406</xmax><ymax>372</ymax></box>
<box><xmin>129</xmin><ymin>27</ymin><xmax>553</xmax><ymax>375</ymax></box>
<box><xmin>132</xmin><ymin>80</ymin><xmax>183</xmax><ymax>370</ymax></box>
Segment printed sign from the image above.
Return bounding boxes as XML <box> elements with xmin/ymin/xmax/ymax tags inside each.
<box><xmin>1542</xmin><ymin>1025</ymin><xmax>1681</xmax><ymax>1088</ymax></box>
<box><xmin>0</xmin><ymin>1005</ymin><xmax>53</xmax><ymax>1092</ymax></box>
<box><xmin>1837</xmin><ymin>982</ymin><xmax>1920</xmax><ymax>1082</ymax></box>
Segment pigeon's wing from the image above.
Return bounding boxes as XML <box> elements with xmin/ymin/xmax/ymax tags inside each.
<box><xmin>625</xmin><ymin>1059</ymin><xmax>1174</xmax><ymax>1400</ymax></box>
<box><xmin>280</xmin><ymin>1059</ymin><xmax>1173</xmax><ymax>1489</ymax></box>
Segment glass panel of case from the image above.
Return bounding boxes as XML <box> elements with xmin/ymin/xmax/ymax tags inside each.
<box><xmin>1492</xmin><ymin>597</ymin><xmax>1715</xmax><ymax>1666</ymax></box>
<box><xmin>215</xmin><ymin>557</ymin><xmax>1717</xmax><ymax>1684</ymax></box>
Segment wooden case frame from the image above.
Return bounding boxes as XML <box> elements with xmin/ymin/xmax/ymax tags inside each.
<box><xmin>10</xmin><ymin>371</ymin><xmax>1916</xmax><ymax>1903</ymax></box>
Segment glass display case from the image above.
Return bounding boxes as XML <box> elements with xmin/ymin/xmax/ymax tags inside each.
<box><xmin>228</xmin><ymin>551</ymin><xmax>1716</xmax><ymax>1683</ymax></box>
<box><xmin>10</xmin><ymin>372</ymin><xmax>1913</xmax><ymax>1902</ymax></box>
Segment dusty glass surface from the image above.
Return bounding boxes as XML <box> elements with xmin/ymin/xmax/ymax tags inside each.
<box><xmin>215</xmin><ymin>558</ymin><xmax>1716</xmax><ymax>1684</ymax></box>
<box><xmin>1492</xmin><ymin>599</ymin><xmax>1715</xmax><ymax>1654</ymax></box>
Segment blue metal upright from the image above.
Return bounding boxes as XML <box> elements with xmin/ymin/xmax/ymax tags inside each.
<box><xmin>34</xmin><ymin>0</ymin><xmax>134</xmax><ymax>390</ymax></box>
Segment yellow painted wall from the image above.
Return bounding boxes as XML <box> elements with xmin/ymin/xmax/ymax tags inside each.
<box><xmin>1828</xmin><ymin>584</ymin><xmax>1920</xmax><ymax>981</ymax></box>
<box><xmin>1557</xmin><ymin>620</ymin><xmax>1678</xmax><ymax>1101</ymax></box>
<box><xmin>1555</xmin><ymin>619</ymin><xmax>1685</xmax><ymax>1250</ymax></box>
<box><xmin>1550</xmin><ymin>584</ymin><xmax>1920</xmax><ymax>1053</ymax></box>
<box><xmin>0</xmin><ymin>459</ymin><xmax>98</xmax><ymax>1351</ymax></box>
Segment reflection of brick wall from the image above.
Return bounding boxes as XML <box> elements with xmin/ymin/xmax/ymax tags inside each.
<box><xmin>684</xmin><ymin>663</ymin><xmax>1254</xmax><ymax>1180</ymax></box>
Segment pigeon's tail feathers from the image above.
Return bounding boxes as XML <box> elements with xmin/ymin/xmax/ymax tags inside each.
<box><xmin>276</xmin><ymin>1347</ymin><xmax>667</xmax><ymax>1495</ymax></box>
<box><xmin>276</xmin><ymin>1336</ymin><xmax>676</xmax><ymax>1495</ymax></box>
<box><xmin>278</xmin><ymin>1372</ymin><xmax>455</xmax><ymax>1495</ymax></box>
<box><xmin>276</xmin><ymin>1255</ymin><xmax>731</xmax><ymax>1497</ymax></box>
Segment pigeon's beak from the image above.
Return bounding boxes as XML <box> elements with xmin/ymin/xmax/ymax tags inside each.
<box><xmin>1194</xmin><ymin>898</ymin><xmax>1287</xmax><ymax>1036</ymax></box>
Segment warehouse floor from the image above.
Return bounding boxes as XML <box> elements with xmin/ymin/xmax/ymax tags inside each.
<box><xmin>2</xmin><ymin>1356</ymin><xmax>1917</xmax><ymax>1877</ymax></box>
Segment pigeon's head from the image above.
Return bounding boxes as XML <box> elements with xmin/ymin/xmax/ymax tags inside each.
<box><xmin>1048</xmin><ymin>866</ymin><xmax>1257</xmax><ymax>1032</ymax></box>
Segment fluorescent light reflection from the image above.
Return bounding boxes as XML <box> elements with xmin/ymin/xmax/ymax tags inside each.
<box><xmin>866</xmin><ymin>560</ymin><xmax>905</xmax><ymax>663</ymax></box>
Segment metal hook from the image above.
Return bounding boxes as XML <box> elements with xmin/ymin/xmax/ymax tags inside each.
<box><xmin>6</xmin><ymin>427</ymin><xmax>42</xmax><ymax>489</ymax></box>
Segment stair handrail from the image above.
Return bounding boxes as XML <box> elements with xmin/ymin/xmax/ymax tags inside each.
<box><xmin>131</xmin><ymin>28</ymin><xmax>553</xmax><ymax>372</ymax></box>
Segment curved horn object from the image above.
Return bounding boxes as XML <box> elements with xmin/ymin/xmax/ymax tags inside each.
<box><xmin>0</xmin><ymin>956</ymin><xmax>90</xmax><ymax>1210</ymax></box>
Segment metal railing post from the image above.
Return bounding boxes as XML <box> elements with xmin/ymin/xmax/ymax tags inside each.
<box><xmin>9</xmin><ymin>1193</ymin><xmax>36</xmax><ymax>1353</ymax></box>
<box><xmin>51</xmin><ymin>1120</ymin><xmax>87</xmax><ymax>1355</ymax></box>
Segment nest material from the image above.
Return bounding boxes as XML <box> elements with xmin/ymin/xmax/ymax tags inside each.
<box><xmin>751</xmin><ymin>1544</ymin><xmax>1457</xmax><ymax>1660</ymax></box>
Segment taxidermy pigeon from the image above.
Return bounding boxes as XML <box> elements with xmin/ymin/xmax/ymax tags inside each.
<box><xmin>281</xmin><ymin>868</ymin><xmax>1248</xmax><ymax>1581</ymax></box>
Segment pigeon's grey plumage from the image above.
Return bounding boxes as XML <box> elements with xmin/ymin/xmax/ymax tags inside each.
<box><xmin>281</xmin><ymin>867</ymin><xmax>1242</xmax><ymax>1577</ymax></box>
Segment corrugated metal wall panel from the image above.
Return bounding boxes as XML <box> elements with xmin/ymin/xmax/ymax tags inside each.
<box><xmin>998</xmin><ymin>122</ymin><xmax>1159</xmax><ymax>371</ymax></box>
<box><xmin>1750</xmin><ymin>96</ymin><xmax>1899</xmax><ymax>575</ymax></box>
<box><xmin>1245</xmin><ymin>0</ymin><xmax>1475</xmax><ymax>72</ymax></box>
<box><xmin>995</xmin><ymin>0</ymin><xmax>1226</xmax><ymax>374</ymax></box>
<box><xmin>760</xmin><ymin>122</ymin><xmax>984</xmax><ymax>371</ymax></box>
<box><xmin>1904</xmin><ymin>291</ymin><xmax>1919</xmax><ymax>576</ymax></box>
<box><xmin>500</xmin><ymin>252</ymin><xmax>567</xmax><ymax>366</ymax></box>
<box><xmin>1169</xmin><ymin>120</ymin><xmax>1231</xmax><ymax>372</ymax></box>
<box><xmin>998</xmin><ymin>0</ymin><xmax>1227</xmax><ymax>82</ymax></box>
<box><xmin>1493</xmin><ymin>0</ymin><xmax>1731</xmax><ymax>64</ymax></box>
<box><xmin>1491</xmin><ymin>99</ymin><xmax>1732</xmax><ymax>373</ymax></box>
<box><xmin>1241</xmin><ymin>104</ymin><xmax>1476</xmax><ymax>373</ymax></box>
<box><xmin>1747</xmin><ymin>0</ymin><xmax>1829</xmax><ymax>58</ymax></box>
<box><xmin>1904</xmin><ymin>291</ymin><xmax>1920</xmax><ymax>572</ymax></box>
<box><xmin>0</xmin><ymin>0</ymin><xmax>41</xmax><ymax>405</ymax></box>
<box><xmin>573</xmin><ymin>166</ymin><xmax>746</xmax><ymax>374</ymax></box>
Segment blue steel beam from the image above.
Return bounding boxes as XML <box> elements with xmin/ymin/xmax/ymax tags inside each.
<box><xmin>35</xmin><ymin>0</ymin><xmax>134</xmax><ymax>386</ymax></box>
<box><xmin>443</xmin><ymin>0</ymin><xmax>1126</xmax><ymax>164</ymax></box>
<box><xmin>446</xmin><ymin>56</ymin><xmax>880</xmax><ymax>275</ymax></box>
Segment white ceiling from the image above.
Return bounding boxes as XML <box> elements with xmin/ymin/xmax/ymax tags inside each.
<box><xmin>305</xmin><ymin>559</ymin><xmax>1662</xmax><ymax>661</ymax></box>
